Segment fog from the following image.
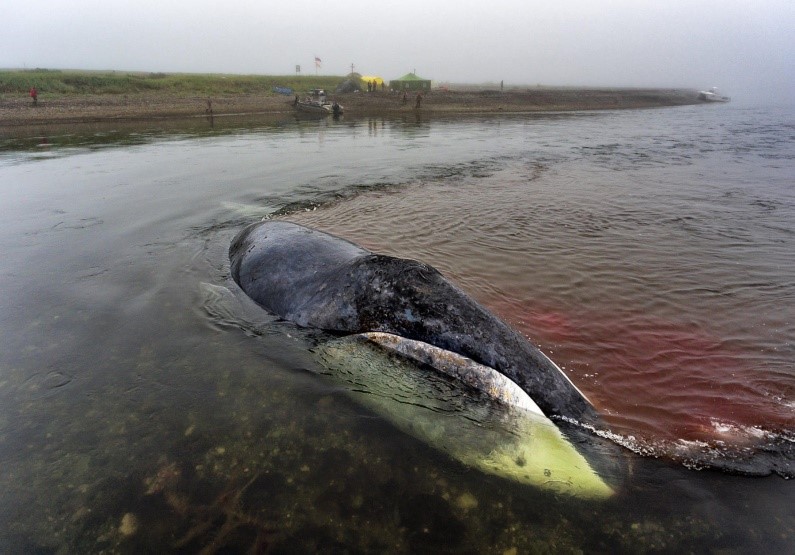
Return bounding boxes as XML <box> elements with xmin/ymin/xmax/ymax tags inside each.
<box><xmin>3</xmin><ymin>0</ymin><xmax>793</xmax><ymax>105</ymax></box>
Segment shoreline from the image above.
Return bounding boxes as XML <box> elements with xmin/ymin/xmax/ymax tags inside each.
<box><xmin>0</xmin><ymin>88</ymin><xmax>704</xmax><ymax>127</ymax></box>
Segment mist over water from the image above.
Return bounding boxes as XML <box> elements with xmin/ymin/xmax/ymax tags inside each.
<box><xmin>0</xmin><ymin>105</ymin><xmax>793</xmax><ymax>551</ymax></box>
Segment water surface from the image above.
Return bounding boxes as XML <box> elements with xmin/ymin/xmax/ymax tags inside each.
<box><xmin>0</xmin><ymin>107</ymin><xmax>792</xmax><ymax>552</ymax></box>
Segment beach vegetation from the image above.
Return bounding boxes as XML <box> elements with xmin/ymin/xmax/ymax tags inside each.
<box><xmin>0</xmin><ymin>69</ymin><xmax>345</xmax><ymax>97</ymax></box>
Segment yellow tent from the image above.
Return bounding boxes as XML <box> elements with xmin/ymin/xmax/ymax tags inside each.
<box><xmin>360</xmin><ymin>75</ymin><xmax>384</xmax><ymax>86</ymax></box>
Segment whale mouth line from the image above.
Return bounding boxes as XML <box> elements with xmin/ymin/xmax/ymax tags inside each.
<box><xmin>346</xmin><ymin>331</ymin><xmax>547</xmax><ymax>417</ymax></box>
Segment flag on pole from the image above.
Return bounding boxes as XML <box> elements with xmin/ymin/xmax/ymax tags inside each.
<box><xmin>314</xmin><ymin>56</ymin><xmax>322</xmax><ymax>69</ymax></box>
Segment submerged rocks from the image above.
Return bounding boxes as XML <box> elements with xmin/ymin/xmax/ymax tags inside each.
<box><xmin>118</xmin><ymin>513</ymin><xmax>139</xmax><ymax>537</ymax></box>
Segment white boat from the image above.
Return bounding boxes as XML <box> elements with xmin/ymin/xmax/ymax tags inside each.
<box><xmin>698</xmin><ymin>87</ymin><xmax>731</xmax><ymax>103</ymax></box>
<box><xmin>293</xmin><ymin>88</ymin><xmax>344</xmax><ymax>115</ymax></box>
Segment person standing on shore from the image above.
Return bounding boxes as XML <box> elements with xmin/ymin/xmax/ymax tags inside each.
<box><xmin>29</xmin><ymin>86</ymin><xmax>38</xmax><ymax>106</ymax></box>
<box><xmin>415</xmin><ymin>91</ymin><xmax>422</xmax><ymax>109</ymax></box>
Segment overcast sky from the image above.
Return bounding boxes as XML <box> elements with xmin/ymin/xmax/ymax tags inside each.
<box><xmin>3</xmin><ymin>0</ymin><xmax>792</xmax><ymax>105</ymax></box>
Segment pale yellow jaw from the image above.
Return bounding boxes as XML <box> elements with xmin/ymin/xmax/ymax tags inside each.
<box><xmin>315</xmin><ymin>333</ymin><xmax>614</xmax><ymax>500</ymax></box>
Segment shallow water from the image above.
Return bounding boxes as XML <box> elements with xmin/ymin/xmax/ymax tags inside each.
<box><xmin>0</xmin><ymin>107</ymin><xmax>793</xmax><ymax>552</ymax></box>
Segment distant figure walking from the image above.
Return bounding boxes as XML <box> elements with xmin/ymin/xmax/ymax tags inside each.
<box><xmin>29</xmin><ymin>86</ymin><xmax>38</xmax><ymax>106</ymax></box>
<box><xmin>415</xmin><ymin>92</ymin><xmax>423</xmax><ymax>109</ymax></box>
<box><xmin>402</xmin><ymin>91</ymin><xmax>408</xmax><ymax>104</ymax></box>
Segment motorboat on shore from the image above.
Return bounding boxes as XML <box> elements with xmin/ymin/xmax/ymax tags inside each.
<box><xmin>293</xmin><ymin>89</ymin><xmax>344</xmax><ymax>116</ymax></box>
<box><xmin>698</xmin><ymin>87</ymin><xmax>730</xmax><ymax>103</ymax></box>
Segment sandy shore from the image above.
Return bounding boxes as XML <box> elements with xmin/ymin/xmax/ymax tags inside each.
<box><xmin>0</xmin><ymin>88</ymin><xmax>702</xmax><ymax>126</ymax></box>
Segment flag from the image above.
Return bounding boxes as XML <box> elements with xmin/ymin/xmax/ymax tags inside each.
<box><xmin>314</xmin><ymin>56</ymin><xmax>322</xmax><ymax>68</ymax></box>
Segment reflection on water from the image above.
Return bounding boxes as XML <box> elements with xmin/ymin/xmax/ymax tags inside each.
<box><xmin>0</xmin><ymin>107</ymin><xmax>793</xmax><ymax>552</ymax></box>
<box><xmin>0</xmin><ymin>114</ymin><xmax>298</xmax><ymax>160</ymax></box>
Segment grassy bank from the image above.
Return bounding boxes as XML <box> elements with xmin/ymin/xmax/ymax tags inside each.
<box><xmin>0</xmin><ymin>69</ymin><xmax>344</xmax><ymax>97</ymax></box>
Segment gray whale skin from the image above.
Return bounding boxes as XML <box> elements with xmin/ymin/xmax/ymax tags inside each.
<box><xmin>229</xmin><ymin>220</ymin><xmax>598</xmax><ymax>426</ymax></box>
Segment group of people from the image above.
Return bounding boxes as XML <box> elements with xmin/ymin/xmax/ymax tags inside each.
<box><xmin>366</xmin><ymin>80</ymin><xmax>383</xmax><ymax>92</ymax></box>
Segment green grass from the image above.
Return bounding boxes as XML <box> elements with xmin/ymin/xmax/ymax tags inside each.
<box><xmin>0</xmin><ymin>69</ymin><xmax>347</xmax><ymax>96</ymax></box>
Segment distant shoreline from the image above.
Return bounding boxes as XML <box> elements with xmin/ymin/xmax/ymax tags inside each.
<box><xmin>0</xmin><ymin>88</ymin><xmax>703</xmax><ymax>127</ymax></box>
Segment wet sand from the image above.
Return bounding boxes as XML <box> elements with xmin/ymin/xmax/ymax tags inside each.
<box><xmin>0</xmin><ymin>88</ymin><xmax>703</xmax><ymax>126</ymax></box>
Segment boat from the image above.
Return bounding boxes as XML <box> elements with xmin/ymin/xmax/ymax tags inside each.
<box><xmin>293</xmin><ymin>88</ymin><xmax>344</xmax><ymax>116</ymax></box>
<box><xmin>698</xmin><ymin>87</ymin><xmax>731</xmax><ymax>103</ymax></box>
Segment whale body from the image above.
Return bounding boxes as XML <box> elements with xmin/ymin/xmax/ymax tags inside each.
<box><xmin>228</xmin><ymin>220</ymin><xmax>625</xmax><ymax>495</ymax></box>
<box><xmin>230</xmin><ymin>220</ymin><xmax>596</xmax><ymax>425</ymax></box>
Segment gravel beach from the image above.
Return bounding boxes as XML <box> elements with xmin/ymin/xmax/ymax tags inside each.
<box><xmin>0</xmin><ymin>88</ymin><xmax>702</xmax><ymax>127</ymax></box>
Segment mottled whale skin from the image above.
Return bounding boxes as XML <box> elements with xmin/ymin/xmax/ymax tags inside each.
<box><xmin>229</xmin><ymin>220</ymin><xmax>597</xmax><ymax>425</ymax></box>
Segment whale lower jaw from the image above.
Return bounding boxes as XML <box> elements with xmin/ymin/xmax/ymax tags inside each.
<box><xmin>359</xmin><ymin>332</ymin><xmax>545</xmax><ymax>416</ymax></box>
<box><xmin>314</xmin><ymin>332</ymin><xmax>615</xmax><ymax>499</ymax></box>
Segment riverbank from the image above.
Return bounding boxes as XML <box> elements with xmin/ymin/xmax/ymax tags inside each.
<box><xmin>0</xmin><ymin>88</ymin><xmax>702</xmax><ymax>126</ymax></box>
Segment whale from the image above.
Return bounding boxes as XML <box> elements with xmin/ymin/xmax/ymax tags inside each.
<box><xmin>228</xmin><ymin>220</ymin><xmax>622</xmax><ymax>496</ymax></box>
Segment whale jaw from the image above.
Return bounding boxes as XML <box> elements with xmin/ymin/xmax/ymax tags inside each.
<box><xmin>314</xmin><ymin>333</ymin><xmax>615</xmax><ymax>500</ymax></box>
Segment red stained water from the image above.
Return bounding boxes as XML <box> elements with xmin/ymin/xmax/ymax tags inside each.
<box><xmin>484</xmin><ymin>296</ymin><xmax>794</xmax><ymax>445</ymax></box>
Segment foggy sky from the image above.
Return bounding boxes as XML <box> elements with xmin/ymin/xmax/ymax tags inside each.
<box><xmin>3</xmin><ymin>0</ymin><xmax>793</xmax><ymax>105</ymax></box>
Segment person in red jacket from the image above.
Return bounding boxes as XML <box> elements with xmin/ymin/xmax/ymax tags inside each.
<box><xmin>30</xmin><ymin>87</ymin><xmax>38</xmax><ymax>106</ymax></box>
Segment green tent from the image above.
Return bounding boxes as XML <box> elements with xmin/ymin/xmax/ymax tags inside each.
<box><xmin>389</xmin><ymin>72</ymin><xmax>431</xmax><ymax>91</ymax></box>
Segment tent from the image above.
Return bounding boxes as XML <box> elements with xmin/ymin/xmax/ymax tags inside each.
<box><xmin>389</xmin><ymin>72</ymin><xmax>431</xmax><ymax>91</ymax></box>
<box><xmin>360</xmin><ymin>75</ymin><xmax>385</xmax><ymax>87</ymax></box>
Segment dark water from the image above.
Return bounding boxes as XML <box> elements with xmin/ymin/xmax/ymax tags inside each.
<box><xmin>0</xmin><ymin>107</ymin><xmax>793</xmax><ymax>553</ymax></box>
